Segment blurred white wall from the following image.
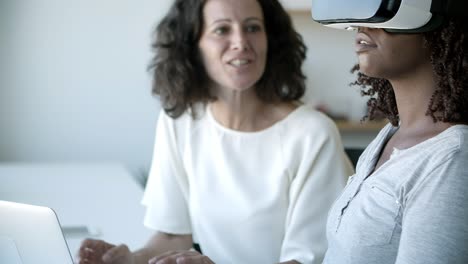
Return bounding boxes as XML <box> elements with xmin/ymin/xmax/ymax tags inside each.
<box><xmin>291</xmin><ymin>13</ymin><xmax>368</xmax><ymax>121</ymax></box>
<box><xmin>0</xmin><ymin>0</ymin><xmax>172</xmax><ymax>178</ymax></box>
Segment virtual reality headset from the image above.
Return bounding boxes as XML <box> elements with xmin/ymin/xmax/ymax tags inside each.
<box><xmin>311</xmin><ymin>0</ymin><xmax>467</xmax><ymax>33</ymax></box>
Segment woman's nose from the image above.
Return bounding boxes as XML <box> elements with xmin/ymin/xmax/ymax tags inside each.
<box><xmin>230</xmin><ymin>30</ymin><xmax>249</xmax><ymax>51</ymax></box>
<box><xmin>358</xmin><ymin>27</ymin><xmax>376</xmax><ymax>33</ymax></box>
<box><xmin>357</xmin><ymin>27</ymin><xmax>367</xmax><ymax>33</ymax></box>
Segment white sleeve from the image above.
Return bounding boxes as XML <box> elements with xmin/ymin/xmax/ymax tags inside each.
<box><xmin>280</xmin><ymin>120</ymin><xmax>353</xmax><ymax>264</ymax></box>
<box><xmin>141</xmin><ymin>112</ymin><xmax>192</xmax><ymax>234</ymax></box>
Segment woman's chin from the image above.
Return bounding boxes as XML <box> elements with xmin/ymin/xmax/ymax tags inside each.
<box><xmin>358</xmin><ymin>64</ymin><xmax>380</xmax><ymax>78</ymax></box>
<box><xmin>227</xmin><ymin>81</ymin><xmax>258</xmax><ymax>92</ymax></box>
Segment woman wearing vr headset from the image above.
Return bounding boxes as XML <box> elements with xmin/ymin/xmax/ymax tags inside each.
<box><xmin>78</xmin><ymin>0</ymin><xmax>352</xmax><ymax>263</ymax></box>
<box><xmin>312</xmin><ymin>0</ymin><xmax>468</xmax><ymax>263</ymax></box>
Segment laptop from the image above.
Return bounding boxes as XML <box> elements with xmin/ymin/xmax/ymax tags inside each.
<box><xmin>0</xmin><ymin>200</ymin><xmax>74</xmax><ymax>264</ymax></box>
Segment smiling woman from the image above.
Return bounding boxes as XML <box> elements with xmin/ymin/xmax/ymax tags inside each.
<box><xmin>151</xmin><ymin>0</ymin><xmax>309</xmax><ymax>121</ymax></box>
<box><xmin>77</xmin><ymin>0</ymin><xmax>354</xmax><ymax>263</ymax></box>
<box><xmin>197</xmin><ymin>0</ymin><xmax>268</xmax><ymax>95</ymax></box>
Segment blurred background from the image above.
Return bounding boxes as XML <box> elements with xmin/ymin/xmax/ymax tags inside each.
<box><xmin>0</xmin><ymin>0</ymin><xmax>173</xmax><ymax>183</ymax></box>
<box><xmin>0</xmin><ymin>0</ymin><xmax>380</xmax><ymax>182</ymax></box>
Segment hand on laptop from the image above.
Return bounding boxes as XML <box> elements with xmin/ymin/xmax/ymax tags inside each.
<box><xmin>148</xmin><ymin>250</ymin><xmax>215</xmax><ymax>264</ymax></box>
<box><xmin>78</xmin><ymin>238</ymin><xmax>133</xmax><ymax>264</ymax></box>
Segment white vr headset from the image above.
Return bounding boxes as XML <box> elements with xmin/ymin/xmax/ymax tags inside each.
<box><xmin>311</xmin><ymin>0</ymin><xmax>466</xmax><ymax>33</ymax></box>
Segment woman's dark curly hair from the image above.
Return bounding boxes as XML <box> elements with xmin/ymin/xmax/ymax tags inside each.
<box><xmin>148</xmin><ymin>0</ymin><xmax>307</xmax><ymax>118</ymax></box>
<box><xmin>351</xmin><ymin>18</ymin><xmax>468</xmax><ymax>126</ymax></box>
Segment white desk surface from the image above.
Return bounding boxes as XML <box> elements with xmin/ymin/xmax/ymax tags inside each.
<box><xmin>0</xmin><ymin>163</ymin><xmax>152</xmax><ymax>261</ymax></box>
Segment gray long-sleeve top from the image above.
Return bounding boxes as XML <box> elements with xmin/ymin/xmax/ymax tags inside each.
<box><xmin>324</xmin><ymin>124</ymin><xmax>468</xmax><ymax>264</ymax></box>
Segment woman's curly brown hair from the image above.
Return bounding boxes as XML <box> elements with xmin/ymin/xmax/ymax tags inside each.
<box><xmin>351</xmin><ymin>18</ymin><xmax>468</xmax><ymax>126</ymax></box>
<box><xmin>148</xmin><ymin>0</ymin><xmax>307</xmax><ymax>118</ymax></box>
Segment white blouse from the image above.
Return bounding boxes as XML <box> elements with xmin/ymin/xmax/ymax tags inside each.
<box><xmin>142</xmin><ymin>104</ymin><xmax>353</xmax><ymax>263</ymax></box>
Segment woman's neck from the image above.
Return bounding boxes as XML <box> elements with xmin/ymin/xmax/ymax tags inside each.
<box><xmin>209</xmin><ymin>90</ymin><xmax>297</xmax><ymax>132</ymax></box>
<box><xmin>390</xmin><ymin>62</ymin><xmax>438</xmax><ymax>130</ymax></box>
<box><xmin>388</xmin><ymin>65</ymin><xmax>452</xmax><ymax>148</ymax></box>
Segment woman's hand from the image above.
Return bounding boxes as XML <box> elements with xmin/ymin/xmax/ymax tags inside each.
<box><xmin>148</xmin><ymin>250</ymin><xmax>215</xmax><ymax>264</ymax></box>
<box><xmin>78</xmin><ymin>238</ymin><xmax>134</xmax><ymax>264</ymax></box>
